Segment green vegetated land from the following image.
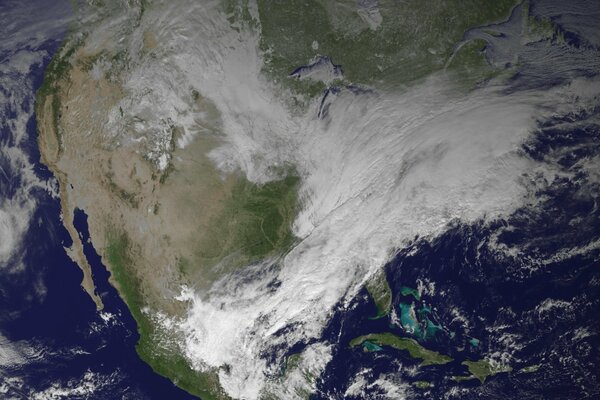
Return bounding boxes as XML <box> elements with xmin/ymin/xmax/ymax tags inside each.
<box><xmin>185</xmin><ymin>174</ymin><xmax>301</xmax><ymax>283</ymax></box>
<box><xmin>458</xmin><ymin>359</ymin><xmax>513</xmax><ymax>383</ymax></box>
<box><xmin>257</xmin><ymin>0</ymin><xmax>520</xmax><ymax>92</ymax></box>
<box><xmin>351</xmin><ymin>332</ymin><xmax>515</xmax><ymax>385</ymax></box>
<box><xmin>365</xmin><ymin>269</ymin><xmax>392</xmax><ymax>318</ymax></box>
<box><xmin>36</xmin><ymin>37</ymin><xmax>83</xmax><ymax>154</ymax></box>
<box><xmin>283</xmin><ymin>353</ymin><xmax>303</xmax><ymax>376</ymax></box>
<box><xmin>278</xmin><ymin>352</ymin><xmax>319</xmax><ymax>398</ymax></box>
<box><xmin>445</xmin><ymin>38</ymin><xmax>496</xmax><ymax>88</ymax></box>
<box><xmin>413</xmin><ymin>381</ymin><xmax>432</xmax><ymax>389</ymax></box>
<box><xmin>350</xmin><ymin>333</ymin><xmax>453</xmax><ymax>366</ymax></box>
<box><xmin>522</xmin><ymin>0</ymin><xmax>559</xmax><ymax>42</ymax></box>
<box><xmin>105</xmin><ymin>229</ymin><xmax>230</xmax><ymax>400</ymax></box>
<box><xmin>520</xmin><ymin>364</ymin><xmax>541</xmax><ymax>374</ymax></box>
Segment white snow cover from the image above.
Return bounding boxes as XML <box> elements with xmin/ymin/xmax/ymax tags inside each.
<box><xmin>88</xmin><ymin>1</ymin><xmax>600</xmax><ymax>397</ymax></box>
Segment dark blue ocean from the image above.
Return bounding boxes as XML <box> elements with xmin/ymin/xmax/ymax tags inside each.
<box><xmin>301</xmin><ymin>2</ymin><xmax>600</xmax><ymax>398</ymax></box>
<box><xmin>312</xmin><ymin>66</ymin><xmax>600</xmax><ymax>398</ymax></box>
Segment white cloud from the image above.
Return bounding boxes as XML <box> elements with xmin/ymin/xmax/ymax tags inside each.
<box><xmin>0</xmin><ymin>0</ymin><xmax>71</xmax><ymax>270</ymax></box>
<box><xmin>69</xmin><ymin>1</ymin><xmax>600</xmax><ymax>398</ymax></box>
